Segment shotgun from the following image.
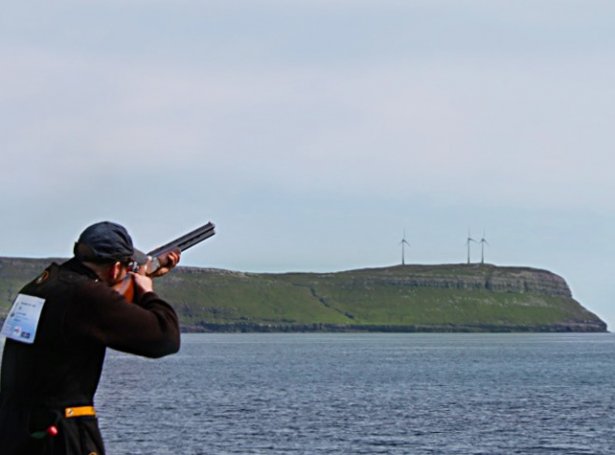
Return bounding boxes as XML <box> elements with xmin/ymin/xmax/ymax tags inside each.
<box><xmin>115</xmin><ymin>222</ymin><xmax>216</xmax><ymax>301</ymax></box>
<box><xmin>144</xmin><ymin>221</ymin><xmax>216</xmax><ymax>275</ymax></box>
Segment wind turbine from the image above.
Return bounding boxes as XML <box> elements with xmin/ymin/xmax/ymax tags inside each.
<box><xmin>479</xmin><ymin>230</ymin><xmax>489</xmax><ymax>264</ymax></box>
<box><xmin>400</xmin><ymin>230</ymin><xmax>410</xmax><ymax>265</ymax></box>
<box><xmin>466</xmin><ymin>230</ymin><xmax>477</xmax><ymax>264</ymax></box>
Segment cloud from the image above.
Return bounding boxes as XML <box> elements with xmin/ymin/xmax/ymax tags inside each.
<box><xmin>3</xmin><ymin>1</ymin><xmax>615</xmax><ymax>227</ymax></box>
<box><xmin>3</xmin><ymin>35</ymin><xmax>615</xmax><ymax>214</ymax></box>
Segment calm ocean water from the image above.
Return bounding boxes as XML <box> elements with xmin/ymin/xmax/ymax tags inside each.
<box><xmin>92</xmin><ymin>333</ymin><xmax>615</xmax><ymax>455</ymax></box>
<box><xmin>2</xmin><ymin>333</ymin><xmax>614</xmax><ymax>454</ymax></box>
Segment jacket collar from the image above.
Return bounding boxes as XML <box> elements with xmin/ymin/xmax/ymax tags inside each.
<box><xmin>61</xmin><ymin>257</ymin><xmax>102</xmax><ymax>281</ymax></box>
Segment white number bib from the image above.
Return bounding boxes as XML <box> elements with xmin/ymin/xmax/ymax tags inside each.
<box><xmin>1</xmin><ymin>293</ymin><xmax>45</xmax><ymax>344</ymax></box>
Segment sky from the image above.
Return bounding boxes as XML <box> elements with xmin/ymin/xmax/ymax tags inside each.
<box><xmin>2</xmin><ymin>1</ymin><xmax>615</xmax><ymax>328</ymax></box>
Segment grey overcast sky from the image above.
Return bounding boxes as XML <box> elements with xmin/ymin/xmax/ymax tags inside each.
<box><xmin>2</xmin><ymin>1</ymin><xmax>615</xmax><ymax>327</ymax></box>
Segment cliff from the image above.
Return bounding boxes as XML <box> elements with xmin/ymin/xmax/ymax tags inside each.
<box><xmin>0</xmin><ymin>258</ymin><xmax>607</xmax><ymax>332</ymax></box>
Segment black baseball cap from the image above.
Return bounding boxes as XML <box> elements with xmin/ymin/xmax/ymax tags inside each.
<box><xmin>74</xmin><ymin>221</ymin><xmax>147</xmax><ymax>264</ymax></box>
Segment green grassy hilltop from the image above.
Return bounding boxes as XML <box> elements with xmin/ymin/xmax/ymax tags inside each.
<box><xmin>1</xmin><ymin>258</ymin><xmax>604</xmax><ymax>332</ymax></box>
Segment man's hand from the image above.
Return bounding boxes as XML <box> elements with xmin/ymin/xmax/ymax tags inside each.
<box><xmin>130</xmin><ymin>271</ymin><xmax>154</xmax><ymax>296</ymax></box>
<box><xmin>129</xmin><ymin>250</ymin><xmax>180</xmax><ymax>298</ymax></box>
<box><xmin>149</xmin><ymin>250</ymin><xmax>181</xmax><ymax>278</ymax></box>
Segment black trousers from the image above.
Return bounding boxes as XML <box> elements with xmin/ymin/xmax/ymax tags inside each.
<box><xmin>0</xmin><ymin>407</ymin><xmax>105</xmax><ymax>455</ymax></box>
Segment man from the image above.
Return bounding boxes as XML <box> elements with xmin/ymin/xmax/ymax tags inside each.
<box><xmin>0</xmin><ymin>221</ymin><xmax>181</xmax><ymax>455</ymax></box>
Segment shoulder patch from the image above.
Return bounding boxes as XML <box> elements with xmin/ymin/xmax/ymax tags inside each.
<box><xmin>35</xmin><ymin>270</ymin><xmax>50</xmax><ymax>284</ymax></box>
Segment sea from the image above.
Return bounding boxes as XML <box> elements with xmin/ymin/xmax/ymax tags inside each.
<box><xmin>91</xmin><ymin>333</ymin><xmax>615</xmax><ymax>455</ymax></box>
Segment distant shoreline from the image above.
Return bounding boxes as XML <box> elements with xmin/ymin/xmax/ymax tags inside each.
<box><xmin>181</xmin><ymin>322</ymin><xmax>608</xmax><ymax>333</ymax></box>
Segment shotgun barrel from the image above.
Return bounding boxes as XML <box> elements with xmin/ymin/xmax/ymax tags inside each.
<box><xmin>147</xmin><ymin>222</ymin><xmax>216</xmax><ymax>257</ymax></box>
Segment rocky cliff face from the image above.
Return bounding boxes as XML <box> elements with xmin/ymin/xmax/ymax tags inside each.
<box><xmin>337</xmin><ymin>264</ymin><xmax>573</xmax><ymax>297</ymax></box>
<box><xmin>485</xmin><ymin>267</ymin><xmax>571</xmax><ymax>297</ymax></box>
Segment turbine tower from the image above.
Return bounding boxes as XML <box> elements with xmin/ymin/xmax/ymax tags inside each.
<box><xmin>466</xmin><ymin>230</ymin><xmax>477</xmax><ymax>264</ymax></box>
<box><xmin>400</xmin><ymin>230</ymin><xmax>410</xmax><ymax>265</ymax></box>
<box><xmin>479</xmin><ymin>230</ymin><xmax>489</xmax><ymax>264</ymax></box>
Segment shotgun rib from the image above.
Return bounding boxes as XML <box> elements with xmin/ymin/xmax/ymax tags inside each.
<box><xmin>147</xmin><ymin>222</ymin><xmax>216</xmax><ymax>257</ymax></box>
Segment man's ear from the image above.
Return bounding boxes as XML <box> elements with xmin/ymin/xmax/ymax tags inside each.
<box><xmin>109</xmin><ymin>261</ymin><xmax>123</xmax><ymax>282</ymax></box>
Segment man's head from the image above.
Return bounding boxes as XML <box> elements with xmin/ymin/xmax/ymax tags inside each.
<box><xmin>74</xmin><ymin>221</ymin><xmax>136</xmax><ymax>264</ymax></box>
<box><xmin>74</xmin><ymin>221</ymin><xmax>146</xmax><ymax>284</ymax></box>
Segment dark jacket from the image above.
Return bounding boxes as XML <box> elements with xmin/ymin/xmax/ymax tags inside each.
<box><xmin>0</xmin><ymin>258</ymin><xmax>180</xmax><ymax>454</ymax></box>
